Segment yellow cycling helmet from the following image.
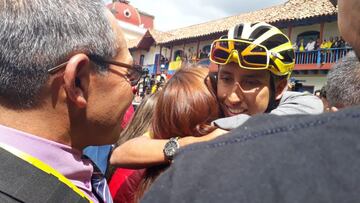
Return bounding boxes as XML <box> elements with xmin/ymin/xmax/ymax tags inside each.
<box><xmin>210</xmin><ymin>22</ymin><xmax>295</xmax><ymax>76</ymax></box>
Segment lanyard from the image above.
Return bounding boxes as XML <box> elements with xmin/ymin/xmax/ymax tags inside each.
<box><xmin>0</xmin><ymin>143</ymin><xmax>93</xmax><ymax>203</ymax></box>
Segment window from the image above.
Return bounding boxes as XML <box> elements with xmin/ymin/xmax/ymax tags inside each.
<box><xmin>297</xmin><ymin>31</ymin><xmax>320</xmax><ymax>46</ymax></box>
<box><xmin>139</xmin><ymin>55</ymin><xmax>144</xmax><ymax>66</ymax></box>
<box><xmin>123</xmin><ymin>9</ymin><xmax>131</xmax><ymax>18</ymax></box>
<box><xmin>199</xmin><ymin>45</ymin><xmax>211</xmax><ymax>59</ymax></box>
<box><xmin>202</xmin><ymin>45</ymin><xmax>211</xmax><ymax>55</ymax></box>
<box><xmin>174</xmin><ymin>50</ymin><xmax>183</xmax><ymax>61</ymax></box>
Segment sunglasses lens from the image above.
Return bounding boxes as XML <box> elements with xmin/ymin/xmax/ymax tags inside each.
<box><xmin>240</xmin><ymin>43</ymin><xmax>268</xmax><ymax>68</ymax></box>
<box><xmin>210</xmin><ymin>41</ymin><xmax>231</xmax><ymax>63</ymax></box>
<box><xmin>212</xmin><ymin>49</ymin><xmax>230</xmax><ymax>63</ymax></box>
<box><xmin>242</xmin><ymin>55</ymin><xmax>268</xmax><ymax>67</ymax></box>
<box><xmin>211</xmin><ymin>39</ymin><xmax>269</xmax><ymax>69</ymax></box>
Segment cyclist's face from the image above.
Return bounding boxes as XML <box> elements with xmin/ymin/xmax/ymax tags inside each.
<box><xmin>217</xmin><ymin>63</ymin><xmax>271</xmax><ymax>117</ymax></box>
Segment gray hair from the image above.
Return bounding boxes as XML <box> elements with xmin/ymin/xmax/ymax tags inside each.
<box><xmin>0</xmin><ymin>0</ymin><xmax>118</xmax><ymax>108</ymax></box>
<box><xmin>326</xmin><ymin>52</ymin><xmax>360</xmax><ymax>107</ymax></box>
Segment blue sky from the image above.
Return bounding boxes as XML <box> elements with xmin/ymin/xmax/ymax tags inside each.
<box><xmin>103</xmin><ymin>0</ymin><xmax>287</xmax><ymax>31</ymax></box>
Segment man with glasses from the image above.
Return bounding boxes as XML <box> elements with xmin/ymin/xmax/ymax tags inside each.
<box><xmin>142</xmin><ymin>1</ymin><xmax>360</xmax><ymax>202</ymax></box>
<box><xmin>0</xmin><ymin>0</ymin><xmax>140</xmax><ymax>202</ymax></box>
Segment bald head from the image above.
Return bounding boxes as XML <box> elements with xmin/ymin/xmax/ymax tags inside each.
<box><xmin>338</xmin><ymin>0</ymin><xmax>360</xmax><ymax>57</ymax></box>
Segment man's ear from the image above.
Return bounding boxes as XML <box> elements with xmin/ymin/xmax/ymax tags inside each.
<box><xmin>275</xmin><ymin>78</ymin><xmax>288</xmax><ymax>100</ymax></box>
<box><xmin>63</xmin><ymin>54</ymin><xmax>91</xmax><ymax>108</ymax></box>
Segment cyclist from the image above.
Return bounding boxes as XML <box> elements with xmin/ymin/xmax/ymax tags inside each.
<box><xmin>210</xmin><ymin>22</ymin><xmax>323</xmax><ymax>129</ymax></box>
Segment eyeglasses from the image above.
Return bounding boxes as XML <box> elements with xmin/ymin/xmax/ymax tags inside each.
<box><xmin>47</xmin><ymin>55</ymin><xmax>143</xmax><ymax>86</ymax></box>
<box><xmin>210</xmin><ymin>39</ymin><xmax>270</xmax><ymax>70</ymax></box>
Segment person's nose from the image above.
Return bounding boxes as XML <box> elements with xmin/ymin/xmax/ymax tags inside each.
<box><xmin>227</xmin><ymin>83</ymin><xmax>244</xmax><ymax>105</ymax></box>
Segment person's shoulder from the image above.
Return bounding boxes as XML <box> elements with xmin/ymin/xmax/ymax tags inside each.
<box><xmin>212</xmin><ymin>114</ymin><xmax>251</xmax><ymax>130</ymax></box>
<box><xmin>142</xmin><ymin>106</ymin><xmax>360</xmax><ymax>202</ymax></box>
<box><xmin>281</xmin><ymin>91</ymin><xmax>317</xmax><ymax>101</ymax></box>
<box><xmin>275</xmin><ymin>91</ymin><xmax>323</xmax><ymax>115</ymax></box>
<box><xmin>183</xmin><ymin>105</ymin><xmax>359</xmax><ymax>155</ymax></box>
<box><xmin>0</xmin><ymin>146</ymin><xmax>89</xmax><ymax>203</ymax></box>
<box><xmin>282</xmin><ymin>90</ymin><xmax>307</xmax><ymax>97</ymax></box>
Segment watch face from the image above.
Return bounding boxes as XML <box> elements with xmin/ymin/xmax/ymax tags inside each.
<box><xmin>164</xmin><ymin>140</ymin><xmax>179</xmax><ymax>158</ymax></box>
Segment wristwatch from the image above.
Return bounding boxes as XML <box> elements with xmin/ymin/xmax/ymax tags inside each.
<box><xmin>163</xmin><ymin>137</ymin><xmax>180</xmax><ymax>161</ymax></box>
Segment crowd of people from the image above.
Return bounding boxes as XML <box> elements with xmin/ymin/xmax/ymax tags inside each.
<box><xmin>296</xmin><ymin>36</ymin><xmax>348</xmax><ymax>52</ymax></box>
<box><xmin>295</xmin><ymin>35</ymin><xmax>352</xmax><ymax>64</ymax></box>
<box><xmin>133</xmin><ymin>69</ymin><xmax>167</xmax><ymax>104</ymax></box>
<box><xmin>1</xmin><ymin>0</ymin><xmax>360</xmax><ymax>203</ymax></box>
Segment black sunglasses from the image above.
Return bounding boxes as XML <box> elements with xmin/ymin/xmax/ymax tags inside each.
<box><xmin>47</xmin><ymin>55</ymin><xmax>144</xmax><ymax>86</ymax></box>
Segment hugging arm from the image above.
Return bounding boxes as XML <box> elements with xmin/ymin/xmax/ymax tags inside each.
<box><xmin>109</xmin><ymin>129</ymin><xmax>228</xmax><ymax>169</ymax></box>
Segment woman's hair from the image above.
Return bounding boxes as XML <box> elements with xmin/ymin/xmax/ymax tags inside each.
<box><xmin>106</xmin><ymin>93</ymin><xmax>159</xmax><ymax>179</ymax></box>
<box><xmin>136</xmin><ymin>66</ymin><xmax>220</xmax><ymax>201</ymax></box>
<box><xmin>116</xmin><ymin>93</ymin><xmax>160</xmax><ymax>146</ymax></box>
<box><xmin>152</xmin><ymin>66</ymin><xmax>220</xmax><ymax>139</ymax></box>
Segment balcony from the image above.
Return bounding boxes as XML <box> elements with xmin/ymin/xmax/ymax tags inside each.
<box><xmin>294</xmin><ymin>47</ymin><xmax>353</xmax><ymax>72</ymax></box>
<box><xmin>142</xmin><ymin>47</ymin><xmax>354</xmax><ymax>77</ymax></box>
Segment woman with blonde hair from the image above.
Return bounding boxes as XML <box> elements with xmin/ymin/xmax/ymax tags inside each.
<box><xmin>108</xmin><ymin>93</ymin><xmax>159</xmax><ymax>203</ymax></box>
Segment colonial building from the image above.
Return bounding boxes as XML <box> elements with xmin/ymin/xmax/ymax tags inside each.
<box><xmin>106</xmin><ymin>0</ymin><xmax>154</xmax><ymax>40</ymax></box>
<box><xmin>127</xmin><ymin>0</ymin><xmax>349</xmax><ymax>92</ymax></box>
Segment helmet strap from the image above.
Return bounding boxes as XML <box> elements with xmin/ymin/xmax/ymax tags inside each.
<box><xmin>265</xmin><ymin>74</ymin><xmax>278</xmax><ymax>113</ymax></box>
<box><xmin>212</xmin><ymin>65</ymin><xmax>226</xmax><ymax>117</ymax></box>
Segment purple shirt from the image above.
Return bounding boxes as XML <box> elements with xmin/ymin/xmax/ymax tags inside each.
<box><xmin>0</xmin><ymin>124</ymin><xmax>99</xmax><ymax>203</ymax></box>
